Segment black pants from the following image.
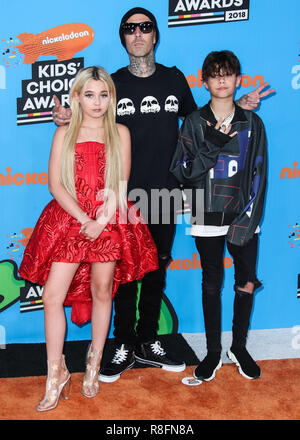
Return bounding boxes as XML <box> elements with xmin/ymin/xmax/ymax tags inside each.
<box><xmin>195</xmin><ymin>234</ymin><xmax>260</xmax><ymax>353</ymax></box>
<box><xmin>113</xmin><ymin>221</ymin><xmax>176</xmax><ymax>346</ymax></box>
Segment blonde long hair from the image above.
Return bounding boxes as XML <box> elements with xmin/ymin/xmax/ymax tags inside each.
<box><xmin>60</xmin><ymin>66</ymin><xmax>126</xmax><ymax>210</ymax></box>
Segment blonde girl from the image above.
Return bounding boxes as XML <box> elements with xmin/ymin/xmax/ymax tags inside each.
<box><xmin>19</xmin><ymin>66</ymin><xmax>158</xmax><ymax>411</ymax></box>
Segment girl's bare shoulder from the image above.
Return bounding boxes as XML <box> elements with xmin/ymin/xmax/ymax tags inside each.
<box><xmin>116</xmin><ymin>123</ymin><xmax>130</xmax><ymax>138</ymax></box>
<box><xmin>53</xmin><ymin>124</ymin><xmax>68</xmax><ymax>141</ymax></box>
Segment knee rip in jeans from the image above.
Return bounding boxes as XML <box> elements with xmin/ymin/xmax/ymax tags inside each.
<box><xmin>235</xmin><ymin>279</ymin><xmax>262</xmax><ymax>295</ymax></box>
<box><xmin>239</xmin><ymin>282</ymin><xmax>254</xmax><ymax>294</ymax></box>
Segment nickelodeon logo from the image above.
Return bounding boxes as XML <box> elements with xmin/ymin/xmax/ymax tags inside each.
<box><xmin>167</xmin><ymin>252</ymin><xmax>233</xmax><ymax>271</ymax></box>
<box><xmin>0</xmin><ymin>167</ymin><xmax>48</xmax><ymax>186</ymax></box>
<box><xmin>280</xmin><ymin>161</ymin><xmax>300</xmax><ymax>179</ymax></box>
<box><xmin>15</xmin><ymin>23</ymin><xmax>94</xmax><ymax>64</ymax></box>
<box><xmin>186</xmin><ymin>69</ymin><xmax>264</xmax><ymax>89</ymax></box>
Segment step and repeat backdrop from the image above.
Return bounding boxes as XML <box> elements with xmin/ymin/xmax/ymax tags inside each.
<box><xmin>0</xmin><ymin>0</ymin><xmax>299</xmax><ymax>346</ymax></box>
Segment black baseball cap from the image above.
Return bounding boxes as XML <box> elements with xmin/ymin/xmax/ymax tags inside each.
<box><xmin>119</xmin><ymin>7</ymin><xmax>159</xmax><ymax>49</ymax></box>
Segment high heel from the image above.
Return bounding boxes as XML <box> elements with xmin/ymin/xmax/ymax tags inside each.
<box><xmin>36</xmin><ymin>354</ymin><xmax>71</xmax><ymax>412</ymax></box>
<box><xmin>60</xmin><ymin>375</ymin><xmax>71</xmax><ymax>400</ymax></box>
<box><xmin>82</xmin><ymin>343</ymin><xmax>102</xmax><ymax>398</ymax></box>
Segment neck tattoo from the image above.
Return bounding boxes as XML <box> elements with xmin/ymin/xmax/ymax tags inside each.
<box><xmin>128</xmin><ymin>52</ymin><xmax>156</xmax><ymax>78</ymax></box>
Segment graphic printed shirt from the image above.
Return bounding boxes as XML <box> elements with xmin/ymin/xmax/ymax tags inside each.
<box><xmin>112</xmin><ymin>63</ymin><xmax>197</xmax><ymax>197</ymax></box>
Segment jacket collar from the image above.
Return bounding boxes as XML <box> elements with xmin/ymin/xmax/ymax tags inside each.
<box><xmin>199</xmin><ymin>101</ymin><xmax>248</xmax><ymax>124</ymax></box>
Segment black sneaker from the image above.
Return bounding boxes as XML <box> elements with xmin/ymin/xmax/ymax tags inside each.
<box><xmin>193</xmin><ymin>352</ymin><xmax>222</xmax><ymax>382</ymax></box>
<box><xmin>227</xmin><ymin>347</ymin><xmax>261</xmax><ymax>379</ymax></box>
<box><xmin>134</xmin><ymin>340</ymin><xmax>186</xmax><ymax>372</ymax></box>
<box><xmin>98</xmin><ymin>343</ymin><xmax>135</xmax><ymax>383</ymax></box>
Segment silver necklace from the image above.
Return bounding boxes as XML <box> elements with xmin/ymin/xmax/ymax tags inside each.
<box><xmin>210</xmin><ymin>105</ymin><xmax>235</xmax><ymax>129</ymax></box>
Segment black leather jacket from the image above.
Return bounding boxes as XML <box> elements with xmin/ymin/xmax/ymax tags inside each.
<box><xmin>170</xmin><ymin>103</ymin><xmax>267</xmax><ymax>246</ymax></box>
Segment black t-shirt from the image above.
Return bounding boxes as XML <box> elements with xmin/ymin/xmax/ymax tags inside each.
<box><xmin>111</xmin><ymin>63</ymin><xmax>197</xmax><ymax>197</ymax></box>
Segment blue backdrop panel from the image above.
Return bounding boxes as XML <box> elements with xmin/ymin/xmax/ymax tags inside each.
<box><xmin>0</xmin><ymin>0</ymin><xmax>299</xmax><ymax>345</ymax></box>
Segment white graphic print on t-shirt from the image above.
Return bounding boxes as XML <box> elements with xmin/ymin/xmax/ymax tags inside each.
<box><xmin>164</xmin><ymin>95</ymin><xmax>179</xmax><ymax>113</ymax></box>
<box><xmin>140</xmin><ymin>96</ymin><xmax>161</xmax><ymax>114</ymax></box>
<box><xmin>116</xmin><ymin>95</ymin><xmax>179</xmax><ymax>116</ymax></box>
<box><xmin>117</xmin><ymin>98</ymin><xmax>136</xmax><ymax>116</ymax></box>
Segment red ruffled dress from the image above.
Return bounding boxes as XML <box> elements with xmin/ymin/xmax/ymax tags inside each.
<box><xmin>19</xmin><ymin>141</ymin><xmax>158</xmax><ymax>325</ymax></box>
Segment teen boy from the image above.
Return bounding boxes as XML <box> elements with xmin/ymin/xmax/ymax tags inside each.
<box><xmin>170</xmin><ymin>50</ymin><xmax>267</xmax><ymax>381</ymax></box>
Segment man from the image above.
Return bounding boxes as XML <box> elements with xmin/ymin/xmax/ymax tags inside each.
<box><xmin>99</xmin><ymin>8</ymin><xmax>197</xmax><ymax>381</ymax></box>
<box><xmin>53</xmin><ymin>7</ymin><xmax>273</xmax><ymax>383</ymax></box>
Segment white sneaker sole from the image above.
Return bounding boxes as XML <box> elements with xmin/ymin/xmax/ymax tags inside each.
<box><xmin>227</xmin><ymin>349</ymin><xmax>260</xmax><ymax>380</ymax></box>
<box><xmin>98</xmin><ymin>361</ymin><xmax>135</xmax><ymax>383</ymax></box>
<box><xmin>193</xmin><ymin>358</ymin><xmax>222</xmax><ymax>382</ymax></box>
<box><xmin>98</xmin><ymin>373</ymin><xmax>120</xmax><ymax>383</ymax></box>
<box><xmin>134</xmin><ymin>355</ymin><xmax>186</xmax><ymax>372</ymax></box>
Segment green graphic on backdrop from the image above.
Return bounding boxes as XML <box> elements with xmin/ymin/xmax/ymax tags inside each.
<box><xmin>0</xmin><ymin>260</ymin><xmax>24</xmax><ymax>312</ymax></box>
<box><xmin>135</xmin><ymin>281</ymin><xmax>178</xmax><ymax>334</ymax></box>
<box><xmin>158</xmin><ymin>293</ymin><xmax>178</xmax><ymax>334</ymax></box>
<box><xmin>0</xmin><ymin>261</ymin><xmax>179</xmax><ymax>335</ymax></box>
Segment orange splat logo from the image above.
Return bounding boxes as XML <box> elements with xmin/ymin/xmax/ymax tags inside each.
<box><xmin>15</xmin><ymin>23</ymin><xmax>95</xmax><ymax>64</ymax></box>
<box><xmin>18</xmin><ymin>228</ymin><xmax>34</xmax><ymax>247</ymax></box>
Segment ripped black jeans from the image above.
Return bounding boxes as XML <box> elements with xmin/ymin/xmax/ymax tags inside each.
<box><xmin>195</xmin><ymin>234</ymin><xmax>261</xmax><ymax>353</ymax></box>
<box><xmin>113</xmin><ymin>222</ymin><xmax>176</xmax><ymax>346</ymax></box>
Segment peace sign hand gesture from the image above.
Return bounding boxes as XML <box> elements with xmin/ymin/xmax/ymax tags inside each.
<box><xmin>237</xmin><ymin>82</ymin><xmax>275</xmax><ymax>110</ymax></box>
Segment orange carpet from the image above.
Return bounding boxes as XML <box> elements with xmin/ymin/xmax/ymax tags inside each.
<box><xmin>1</xmin><ymin>358</ymin><xmax>300</xmax><ymax>420</ymax></box>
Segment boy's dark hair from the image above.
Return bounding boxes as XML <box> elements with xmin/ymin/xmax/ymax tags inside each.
<box><xmin>202</xmin><ymin>50</ymin><xmax>241</xmax><ymax>82</ymax></box>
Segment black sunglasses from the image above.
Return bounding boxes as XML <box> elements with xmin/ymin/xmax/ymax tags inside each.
<box><xmin>122</xmin><ymin>21</ymin><xmax>154</xmax><ymax>35</ymax></box>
